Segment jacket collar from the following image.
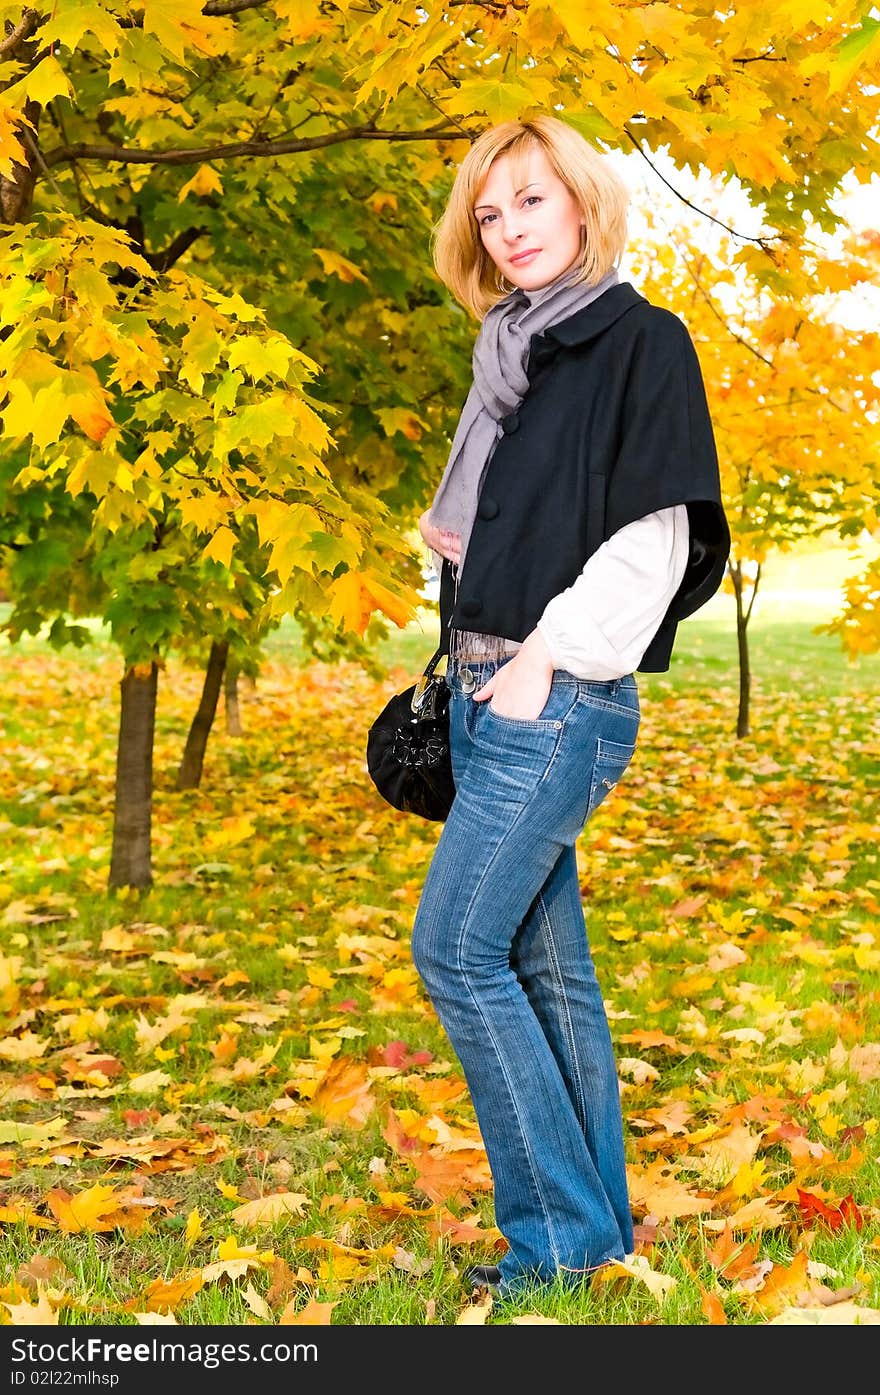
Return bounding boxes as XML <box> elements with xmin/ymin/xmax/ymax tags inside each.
<box><xmin>526</xmin><ymin>280</ymin><xmax>646</xmax><ymax>375</ymax></box>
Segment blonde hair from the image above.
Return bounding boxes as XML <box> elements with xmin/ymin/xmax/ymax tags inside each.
<box><xmin>431</xmin><ymin>115</ymin><xmax>630</xmax><ymax>320</ymax></box>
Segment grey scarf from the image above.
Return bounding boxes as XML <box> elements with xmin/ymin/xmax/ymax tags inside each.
<box><xmin>429</xmin><ymin>263</ymin><xmax>620</xmax><ymax>578</ymax></box>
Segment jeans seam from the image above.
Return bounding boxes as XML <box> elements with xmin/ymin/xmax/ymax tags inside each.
<box><xmin>534</xmin><ymin>889</ymin><xmax>589</xmax><ymax>1136</ymax></box>
<box><xmin>453</xmin><ymin>803</ymin><xmax>564</xmax><ymax>1268</ymax></box>
<box><xmin>575</xmin><ymin>695</ymin><xmax>640</xmax><ymax>719</ymax></box>
<box><xmin>482</xmin><ymin>676</ymin><xmax>581</xmax><ymax>733</ymax></box>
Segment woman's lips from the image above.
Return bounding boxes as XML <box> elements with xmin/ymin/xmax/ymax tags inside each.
<box><xmin>510</xmin><ymin>248</ymin><xmax>540</xmax><ymax>265</ymax></box>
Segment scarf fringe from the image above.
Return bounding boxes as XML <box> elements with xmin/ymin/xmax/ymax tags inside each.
<box><xmin>448</xmin><ymin>626</ymin><xmax>522</xmax><ymax>663</ymax></box>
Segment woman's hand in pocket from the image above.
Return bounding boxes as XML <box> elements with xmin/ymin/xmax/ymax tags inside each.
<box><xmin>473</xmin><ymin>629</ymin><xmax>555</xmax><ymax>720</ymax></box>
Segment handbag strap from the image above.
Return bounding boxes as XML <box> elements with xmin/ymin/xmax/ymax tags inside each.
<box><xmin>409</xmin><ymin>561</ymin><xmax>453</xmax><ymax>714</ymax></box>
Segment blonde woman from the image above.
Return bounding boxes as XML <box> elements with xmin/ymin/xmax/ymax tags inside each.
<box><xmin>408</xmin><ymin>116</ymin><xmax>730</xmax><ymax>1302</ymax></box>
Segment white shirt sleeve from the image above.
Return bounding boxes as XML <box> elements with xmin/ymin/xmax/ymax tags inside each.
<box><xmin>535</xmin><ymin>505</ymin><xmax>690</xmax><ymax>680</ymax></box>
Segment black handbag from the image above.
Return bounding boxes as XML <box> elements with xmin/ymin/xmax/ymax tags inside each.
<box><xmin>366</xmin><ymin>621</ymin><xmax>456</xmax><ymax>822</ymax></box>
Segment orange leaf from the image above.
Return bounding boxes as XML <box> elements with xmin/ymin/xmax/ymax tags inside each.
<box><xmin>279</xmin><ymin>1297</ymin><xmax>337</xmax><ymax>1324</ymax></box>
<box><xmin>748</xmin><ymin>1250</ymin><xmax>811</xmax><ymax>1316</ymax></box>
<box><xmin>381</xmin><ymin>1111</ymin><xmax>427</xmax><ymax>1161</ymax></box>
<box><xmin>425</xmin><ymin>1213</ymin><xmax>506</xmax><ymax>1247</ymax></box>
<box><xmin>705</xmin><ymin>1222</ymin><xmax>761</xmax><ymax>1282</ymax></box>
<box><xmin>310</xmin><ymin>1056</ymin><xmax>375</xmax><ymax>1129</ymax></box>
<box><xmin>134</xmin><ymin>1273</ymin><xmax>204</xmax><ymax>1313</ymax></box>
<box><xmin>700</xmin><ymin>1287</ymin><xmax>729</xmax><ymax>1324</ymax></box>
<box><xmin>68</xmin><ymin>394</ymin><xmax>114</xmax><ymax>443</ymax></box>
<box><xmin>411</xmin><ymin>1149</ymin><xmax>494</xmax><ymax>1206</ymax></box>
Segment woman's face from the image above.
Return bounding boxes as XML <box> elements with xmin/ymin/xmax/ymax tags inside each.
<box><xmin>474</xmin><ymin>144</ymin><xmax>585</xmax><ymax>292</ymax></box>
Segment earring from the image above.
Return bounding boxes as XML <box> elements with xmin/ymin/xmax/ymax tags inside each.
<box><xmin>495</xmin><ymin>269</ymin><xmax>514</xmax><ymax>293</ymax></box>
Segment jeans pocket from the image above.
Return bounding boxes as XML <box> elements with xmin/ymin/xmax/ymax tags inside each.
<box><xmin>587</xmin><ymin>736</ymin><xmax>637</xmax><ymax>816</ymax></box>
<box><xmin>484</xmin><ymin>678</ymin><xmax>579</xmax><ymax>732</ymax></box>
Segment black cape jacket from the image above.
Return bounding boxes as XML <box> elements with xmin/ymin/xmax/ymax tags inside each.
<box><xmin>437</xmin><ymin>279</ymin><xmax>731</xmax><ymax>673</ymax></box>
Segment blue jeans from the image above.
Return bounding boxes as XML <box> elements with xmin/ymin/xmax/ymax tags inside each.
<box><xmin>410</xmin><ymin>655</ymin><xmax>641</xmax><ymax>1295</ymax></box>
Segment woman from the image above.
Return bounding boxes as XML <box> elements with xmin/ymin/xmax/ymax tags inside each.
<box><xmin>410</xmin><ymin>115</ymin><xmax>730</xmax><ymax>1301</ymax></box>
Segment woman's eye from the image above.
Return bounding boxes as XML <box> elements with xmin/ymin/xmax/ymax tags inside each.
<box><xmin>478</xmin><ymin>197</ymin><xmax>540</xmax><ymax>226</ymax></box>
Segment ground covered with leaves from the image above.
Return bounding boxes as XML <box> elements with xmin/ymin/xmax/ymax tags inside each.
<box><xmin>1</xmin><ymin>621</ymin><xmax>879</xmax><ymax>1326</ymax></box>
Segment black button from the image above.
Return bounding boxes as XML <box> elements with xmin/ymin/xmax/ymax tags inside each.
<box><xmin>501</xmin><ymin>412</ymin><xmax>519</xmax><ymax>434</ymax></box>
<box><xmin>460</xmin><ymin>598</ymin><xmax>482</xmax><ymax>618</ymax></box>
<box><xmin>477</xmin><ymin>495</ymin><xmax>499</xmax><ymax>520</ymax></box>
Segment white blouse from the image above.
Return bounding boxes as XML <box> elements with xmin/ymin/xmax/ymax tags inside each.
<box><xmin>535</xmin><ymin>504</ymin><xmax>690</xmax><ymax>680</ymax></box>
<box><xmin>431</xmin><ymin>503</ymin><xmax>690</xmax><ymax>680</ymax></box>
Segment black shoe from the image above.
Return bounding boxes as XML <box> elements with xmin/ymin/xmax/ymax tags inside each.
<box><xmin>463</xmin><ymin>1263</ymin><xmax>502</xmax><ymax>1289</ymax></box>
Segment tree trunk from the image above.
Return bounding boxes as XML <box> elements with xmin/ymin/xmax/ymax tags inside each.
<box><xmin>176</xmin><ymin>638</ymin><xmax>229</xmax><ymax>789</ymax></box>
<box><xmin>224</xmin><ymin>657</ymin><xmax>243</xmax><ymax>736</ymax></box>
<box><xmin>729</xmin><ymin>560</ymin><xmax>761</xmax><ymax>739</ymax></box>
<box><xmin>109</xmin><ymin>662</ymin><xmax>158</xmax><ymax>890</ymax></box>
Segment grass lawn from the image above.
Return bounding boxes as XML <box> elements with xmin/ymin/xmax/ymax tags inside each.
<box><xmin>0</xmin><ymin>592</ymin><xmax>878</xmax><ymax>1328</ymax></box>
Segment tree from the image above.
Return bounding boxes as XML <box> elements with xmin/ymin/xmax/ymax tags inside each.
<box><xmin>3</xmin><ymin>1</ymin><xmax>880</xmax><ymax>878</ymax></box>
<box><xmin>0</xmin><ymin>218</ymin><xmax>422</xmax><ymax>884</ymax></box>
<box><xmin>629</xmin><ymin>207</ymin><xmax>880</xmax><ymax>734</ymax></box>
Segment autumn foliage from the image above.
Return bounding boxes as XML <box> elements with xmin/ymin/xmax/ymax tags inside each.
<box><xmin>1</xmin><ymin>0</ymin><xmax>879</xmax><ymax>1327</ymax></box>
<box><xmin>1</xmin><ymin>639</ymin><xmax>878</xmax><ymax>1325</ymax></box>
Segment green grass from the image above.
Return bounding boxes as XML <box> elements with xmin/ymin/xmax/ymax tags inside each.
<box><xmin>0</xmin><ymin>597</ymin><xmax>878</xmax><ymax>1327</ymax></box>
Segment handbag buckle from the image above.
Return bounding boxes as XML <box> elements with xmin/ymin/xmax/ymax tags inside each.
<box><xmin>411</xmin><ymin>674</ymin><xmax>438</xmax><ymax>717</ymax></box>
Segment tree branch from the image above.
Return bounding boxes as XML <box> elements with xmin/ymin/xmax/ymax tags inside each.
<box><xmin>0</xmin><ymin>9</ymin><xmax>39</xmax><ymax>58</ymax></box>
<box><xmin>148</xmin><ymin>226</ymin><xmax>209</xmax><ymax>272</ymax></box>
<box><xmin>623</xmin><ymin>123</ymin><xmax>775</xmax><ymax>247</ymax></box>
<box><xmin>42</xmin><ymin>121</ymin><xmax>469</xmax><ymax>169</ymax></box>
<box><xmin>202</xmin><ymin>0</ymin><xmax>267</xmax><ymax>13</ymax></box>
<box><xmin>118</xmin><ymin>0</ymin><xmax>268</xmax><ymax>22</ymax></box>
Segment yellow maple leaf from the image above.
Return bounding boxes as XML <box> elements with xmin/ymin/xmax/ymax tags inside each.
<box><xmin>0</xmin><ymin>1203</ymin><xmax>56</xmax><ymax>1229</ymax></box>
<box><xmin>216</xmin><ymin>1178</ymin><xmax>243</xmax><ymax>1202</ymax></box>
<box><xmin>0</xmin><ymin>1031</ymin><xmax>50</xmax><ymax>1061</ymax></box>
<box><xmin>45</xmin><ymin>1184</ymin><xmax>125</xmax><ymax>1233</ymax></box>
<box><xmin>591</xmin><ymin>1253</ymin><xmax>677</xmax><ymax>1304</ymax></box>
<box><xmin>326</xmin><ymin>570</ymin><xmax>372</xmax><ymax>636</ymax></box>
<box><xmin>201</xmin><ymin>1235</ymin><xmax>275</xmax><ymax>1283</ymax></box>
<box><xmin>313</xmin><ymin>247</ymin><xmax>369</xmax><ymax>284</ymax></box>
<box><xmin>0</xmin><ymin>104</ymin><xmax>31</xmax><ymax>178</ymax></box>
<box><xmin>184</xmin><ymin>1208</ymin><xmax>203</xmax><ymax>1247</ymax></box>
<box><xmin>4</xmin><ymin>55</ymin><xmax>74</xmax><ymax>110</ymax></box>
<box><xmin>2</xmin><ymin>1286</ymin><xmax>59</xmax><ymax>1325</ymax></box>
<box><xmin>361</xmin><ymin>570</ymin><xmax>418</xmax><ymax>629</ymax></box>
<box><xmin>230</xmin><ymin>1193</ymin><xmax>310</xmax><ymax>1226</ymax></box>
<box><xmin>178</xmin><ymin>164</ymin><xmax>224</xmax><ymax>202</ymax></box>
<box><xmin>202</xmin><ymin>525</ymin><xmax>236</xmax><ymax>570</ymax></box>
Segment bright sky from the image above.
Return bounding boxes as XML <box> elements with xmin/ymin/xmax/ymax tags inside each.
<box><xmin>607</xmin><ymin>145</ymin><xmax>879</xmax><ymax>598</ymax></box>
<box><xmin>609</xmin><ymin>145</ymin><xmax>880</xmax><ymax>331</ymax></box>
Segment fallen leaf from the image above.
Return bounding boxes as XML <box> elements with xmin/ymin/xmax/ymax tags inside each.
<box><xmin>242</xmin><ymin>1281</ymin><xmax>273</xmax><ymax>1320</ymax></box>
<box><xmin>456</xmin><ymin>1290</ymin><xmax>493</xmax><ymax>1324</ymax></box>
<box><xmin>230</xmin><ymin>1192</ymin><xmax>310</xmax><ymax>1226</ymax></box>
<box><xmin>2</xmin><ymin>1287</ymin><xmax>58</xmax><ymax>1324</ymax></box>
<box><xmin>279</xmin><ymin>1297</ymin><xmax>337</xmax><ymax>1324</ymax></box>
<box><xmin>766</xmin><ymin>1303</ymin><xmax>880</xmax><ymax>1325</ymax></box>
<box><xmin>590</xmin><ymin>1253</ymin><xmax>677</xmax><ymax>1304</ymax></box>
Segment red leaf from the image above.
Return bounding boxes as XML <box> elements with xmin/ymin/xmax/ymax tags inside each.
<box><xmin>797</xmin><ymin>1188</ymin><xmax>864</xmax><ymax>1231</ymax></box>
<box><xmin>380</xmin><ymin>1040</ymin><xmax>434</xmax><ymax>1068</ymax></box>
